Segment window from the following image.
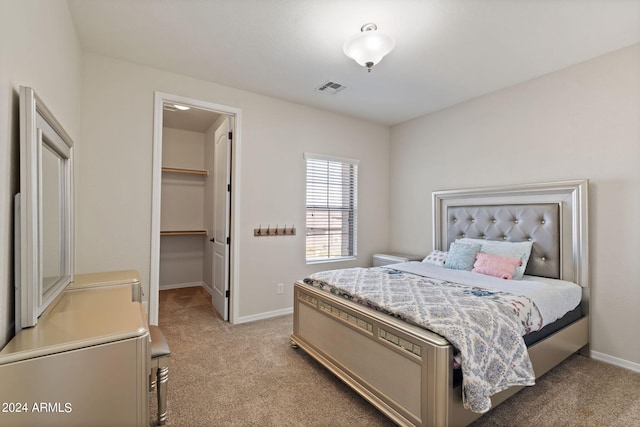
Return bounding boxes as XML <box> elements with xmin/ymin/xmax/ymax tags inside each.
<box><xmin>304</xmin><ymin>153</ymin><xmax>358</xmax><ymax>263</ymax></box>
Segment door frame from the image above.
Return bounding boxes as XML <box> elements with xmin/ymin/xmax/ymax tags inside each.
<box><xmin>150</xmin><ymin>91</ymin><xmax>242</xmax><ymax>325</ymax></box>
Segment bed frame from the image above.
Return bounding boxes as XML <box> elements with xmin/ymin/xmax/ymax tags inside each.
<box><xmin>291</xmin><ymin>180</ymin><xmax>589</xmax><ymax>427</ymax></box>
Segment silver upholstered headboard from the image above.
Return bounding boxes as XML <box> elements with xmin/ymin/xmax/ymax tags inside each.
<box><xmin>446</xmin><ymin>204</ymin><xmax>559</xmax><ymax>278</ymax></box>
<box><xmin>433</xmin><ymin>180</ymin><xmax>589</xmax><ymax>287</ymax></box>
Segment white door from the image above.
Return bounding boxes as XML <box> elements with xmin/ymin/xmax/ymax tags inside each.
<box><xmin>211</xmin><ymin>118</ymin><xmax>231</xmax><ymax>320</ymax></box>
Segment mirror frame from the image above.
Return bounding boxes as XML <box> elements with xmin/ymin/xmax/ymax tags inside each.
<box><xmin>16</xmin><ymin>86</ymin><xmax>74</xmax><ymax>331</ymax></box>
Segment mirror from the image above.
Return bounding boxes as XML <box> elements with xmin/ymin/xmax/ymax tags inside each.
<box><xmin>42</xmin><ymin>143</ymin><xmax>63</xmax><ymax>291</ymax></box>
<box><xmin>16</xmin><ymin>86</ymin><xmax>74</xmax><ymax>331</ymax></box>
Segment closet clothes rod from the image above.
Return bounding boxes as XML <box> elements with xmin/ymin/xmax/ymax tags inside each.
<box><xmin>160</xmin><ymin>230</ymin><xmax>208</xmax><ymax>236</ymax></box>
<box><xmin>161</xmin><ymin>167</ymin><xmax>209</xmax><ymax>176</ymax></box>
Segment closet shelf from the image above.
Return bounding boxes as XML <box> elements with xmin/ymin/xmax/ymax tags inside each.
<box><xmin>160</xmin><ymin>230</ymin><xmax>208</xmax><ymax>237</ymax></box>
<box><xmin>162</xmin><ymin>167</ymin><xmax>208</xmax><ymax>176</ymax></box>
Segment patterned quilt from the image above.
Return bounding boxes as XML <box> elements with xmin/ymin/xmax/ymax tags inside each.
<box><xmin>303</xmin><ymin>266</ymin><xmax>543</xmax><ymax>414</ymax></box>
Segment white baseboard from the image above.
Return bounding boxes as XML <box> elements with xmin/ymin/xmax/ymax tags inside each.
<box><xmin>590</xmin><ymin>350</ymin><xmax>640</xmax><ymax>373</ymax></box>
<box><xmin>200</xmin><ymin>285</ymin><xmax>214</xmax><ymax>296</ymax></box>
<box><xmin>159</xmin><ymin>281</ymin><xmax>205</xmax><ymax>291</ymax></box>
<box><xmin>234</xmin><ymin>307</ymin><xmax>293</xmax><ymax>324</ymax></box>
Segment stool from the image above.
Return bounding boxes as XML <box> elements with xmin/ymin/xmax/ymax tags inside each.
<box><xmin>149</xmin><ymin>325</ymin><xmax>171</xmax><ymax>425</ymax></box>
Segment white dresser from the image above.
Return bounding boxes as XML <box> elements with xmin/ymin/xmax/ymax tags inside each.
<box><xmin>0</xmin><ymin>271</ymin><xmax>149</xmax><ymax>427</ymax></box>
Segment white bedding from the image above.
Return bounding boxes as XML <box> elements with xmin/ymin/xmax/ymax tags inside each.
<box><xmin>392</xmin><ymin>261</ymin><xmax>582</xmax><ymax>328</ymax></box>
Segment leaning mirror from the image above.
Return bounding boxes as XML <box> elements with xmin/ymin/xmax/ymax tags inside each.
<box><xmin>16</xmin><ymin>86</ymin><xmax>74</xmax><ymax>331</ymax></box>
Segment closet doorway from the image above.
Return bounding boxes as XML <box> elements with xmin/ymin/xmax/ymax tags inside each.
<box><xmin>150</xmin><ymin>92</ymin><xmax>242</xmax><ymax>325</ymax></box>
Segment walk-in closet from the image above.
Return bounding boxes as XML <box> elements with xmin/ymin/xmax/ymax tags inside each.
<box><xmin>159</xmin><ymin>102</ymin><xmax>231</xmax><ymax>319</ymax></box>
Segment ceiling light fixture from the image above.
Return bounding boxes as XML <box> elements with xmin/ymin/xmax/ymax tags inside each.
<box><xmin>343</xmin><ymin>23</ymin><xmax>395</xmax><ymax>72</ymax></box>
<box><xmin>174</xmin><ymin>104</ymin><xmax>190</xmax><ymax>111</ymax></box>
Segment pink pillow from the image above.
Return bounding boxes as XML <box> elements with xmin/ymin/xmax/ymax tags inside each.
<box><xmin>472</xmin><ymin>252</ymin><xmax>523</xmax><ymax>280</ymax></box>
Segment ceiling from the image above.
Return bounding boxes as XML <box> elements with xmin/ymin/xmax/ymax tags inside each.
<box><xmin>163</xmin><ymin>103</ymin><xmax>221</xmax><ymax>133</ymax></box>
<box><xmin>67</xmin><ymin>0</ymin><xmax>640</xmax><ymax>126</ymax></box>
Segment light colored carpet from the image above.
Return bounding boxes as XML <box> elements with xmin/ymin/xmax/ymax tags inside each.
<box><xmin>153</xmin><ymin>286</ymin><xmax>640</xmax><ymax>426</ymax></box>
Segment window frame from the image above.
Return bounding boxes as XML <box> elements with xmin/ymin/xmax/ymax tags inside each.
<box><xmin>304</xmin><ymin>152</ymin><xmax>359</xmax><ymax>264</ymax></box>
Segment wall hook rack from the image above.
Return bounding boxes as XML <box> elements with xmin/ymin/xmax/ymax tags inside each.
<box><xmin>254</xmin><ymin>224</ymin><xmax>296</xmax><ymax>237</ymax></box>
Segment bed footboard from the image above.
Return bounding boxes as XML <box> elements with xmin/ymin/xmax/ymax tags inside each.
<box><xmin>291</xmin><ymin>282</ymin><xmax>457</xmax><ymax>427</ymax></box>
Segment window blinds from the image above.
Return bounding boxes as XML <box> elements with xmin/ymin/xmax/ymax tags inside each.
<box><xmin>304</xmin><ymin>153</ymin><xmax>358</xmax><ymax>262</ymax></box>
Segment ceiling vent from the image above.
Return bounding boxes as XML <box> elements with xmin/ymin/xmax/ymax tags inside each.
<box><xmin>316</xmin><ymin>81</ymin><xmax>347</xmax><ymax>95</ymax></box>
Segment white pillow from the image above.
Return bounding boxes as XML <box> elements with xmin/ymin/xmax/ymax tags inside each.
<box><xmin>456</xmin><ymin>238</ymin><xmax>533</xmax><ymax>280</ymax></box>
<box><xmin>422</xmin><ymin>250</ymin><xmax>448</xmax><ymax>267</ymax></box>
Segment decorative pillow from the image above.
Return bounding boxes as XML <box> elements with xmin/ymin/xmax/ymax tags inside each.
<box><xmin>472</xmin><ymin>252</ymin><xmax>523</xmax><ymax>280</ymax></box>
<box><xmin>457</xmin><ymin>238</ymin><xmax>533</xmax><ymax>280</ymax></box>
<box><xmin>422</xmin><ymin>250</ymin><xmax>448</xmax><ymax>267</ymax></box>
<box><xmin>444</xmin><ymin>242</ymin><xmax>481</xmax><ymax>271</ymax></box>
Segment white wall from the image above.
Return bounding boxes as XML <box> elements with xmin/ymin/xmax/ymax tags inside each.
<box><xmin>161</xmin><ymin>128</ymin><xmax>207</xmax><ymax>231</ymax></box>
<box><xmin>0</xmin><ymin>0</ymin><xmax>83</xmax><ymax>346</ymax></box>
<box><xmin>389</xmin><ymin>44</ymin><xmax>640</xmax><ymax>368</ymax></box>
<box><xmin>77</xmin><ymin>54</ymin><xmax>390</xmax><ymax>320</ymax></box>
<box><xmin>162</xmin><ymin>127</ymin><xmax>206</xmax><ymax>170</ymax></box>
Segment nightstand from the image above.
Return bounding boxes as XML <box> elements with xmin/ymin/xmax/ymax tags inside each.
<box><xmin>372</xmin><ymin>252</ymin><xmax>423</xmax><ymax>267</ymax></box>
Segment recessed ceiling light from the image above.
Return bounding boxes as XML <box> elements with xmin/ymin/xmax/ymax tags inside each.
<box><xmin>174</xmin><ymin>104</ymin><xmax>190</xmax><ymax>111</ymax></box>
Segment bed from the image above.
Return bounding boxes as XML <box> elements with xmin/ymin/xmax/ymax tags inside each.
<box><xmin>290</xmin><ymin>180</ymin><xmax>589</xmax><ymax>427</ymax></box>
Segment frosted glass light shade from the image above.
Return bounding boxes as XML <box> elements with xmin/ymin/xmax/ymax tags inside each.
<box><xmin>343</xmin><ymin>24</ymin><xmax>395</xmax><ymax>71</ymax></box>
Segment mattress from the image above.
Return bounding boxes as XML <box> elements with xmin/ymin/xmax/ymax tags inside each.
<box><xmin>391</xmin><ymin>262</ymin><xmax>582</xmax><ymax>328</ymax></box>
<box><xmin>397</xmin><ymin>263</ymin><xmax>585</xmax><ymax>345</ymax></box>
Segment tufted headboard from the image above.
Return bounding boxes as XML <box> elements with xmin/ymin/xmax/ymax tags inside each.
<box><xmin>446</xmin><ymin>204</ymin><xmax>560</xmax><ymax>278</ymax></box>
<box><xmin>432</xmin><ymin>180</ymin><xmax>589</xmax><ymax>287</ymax></box>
